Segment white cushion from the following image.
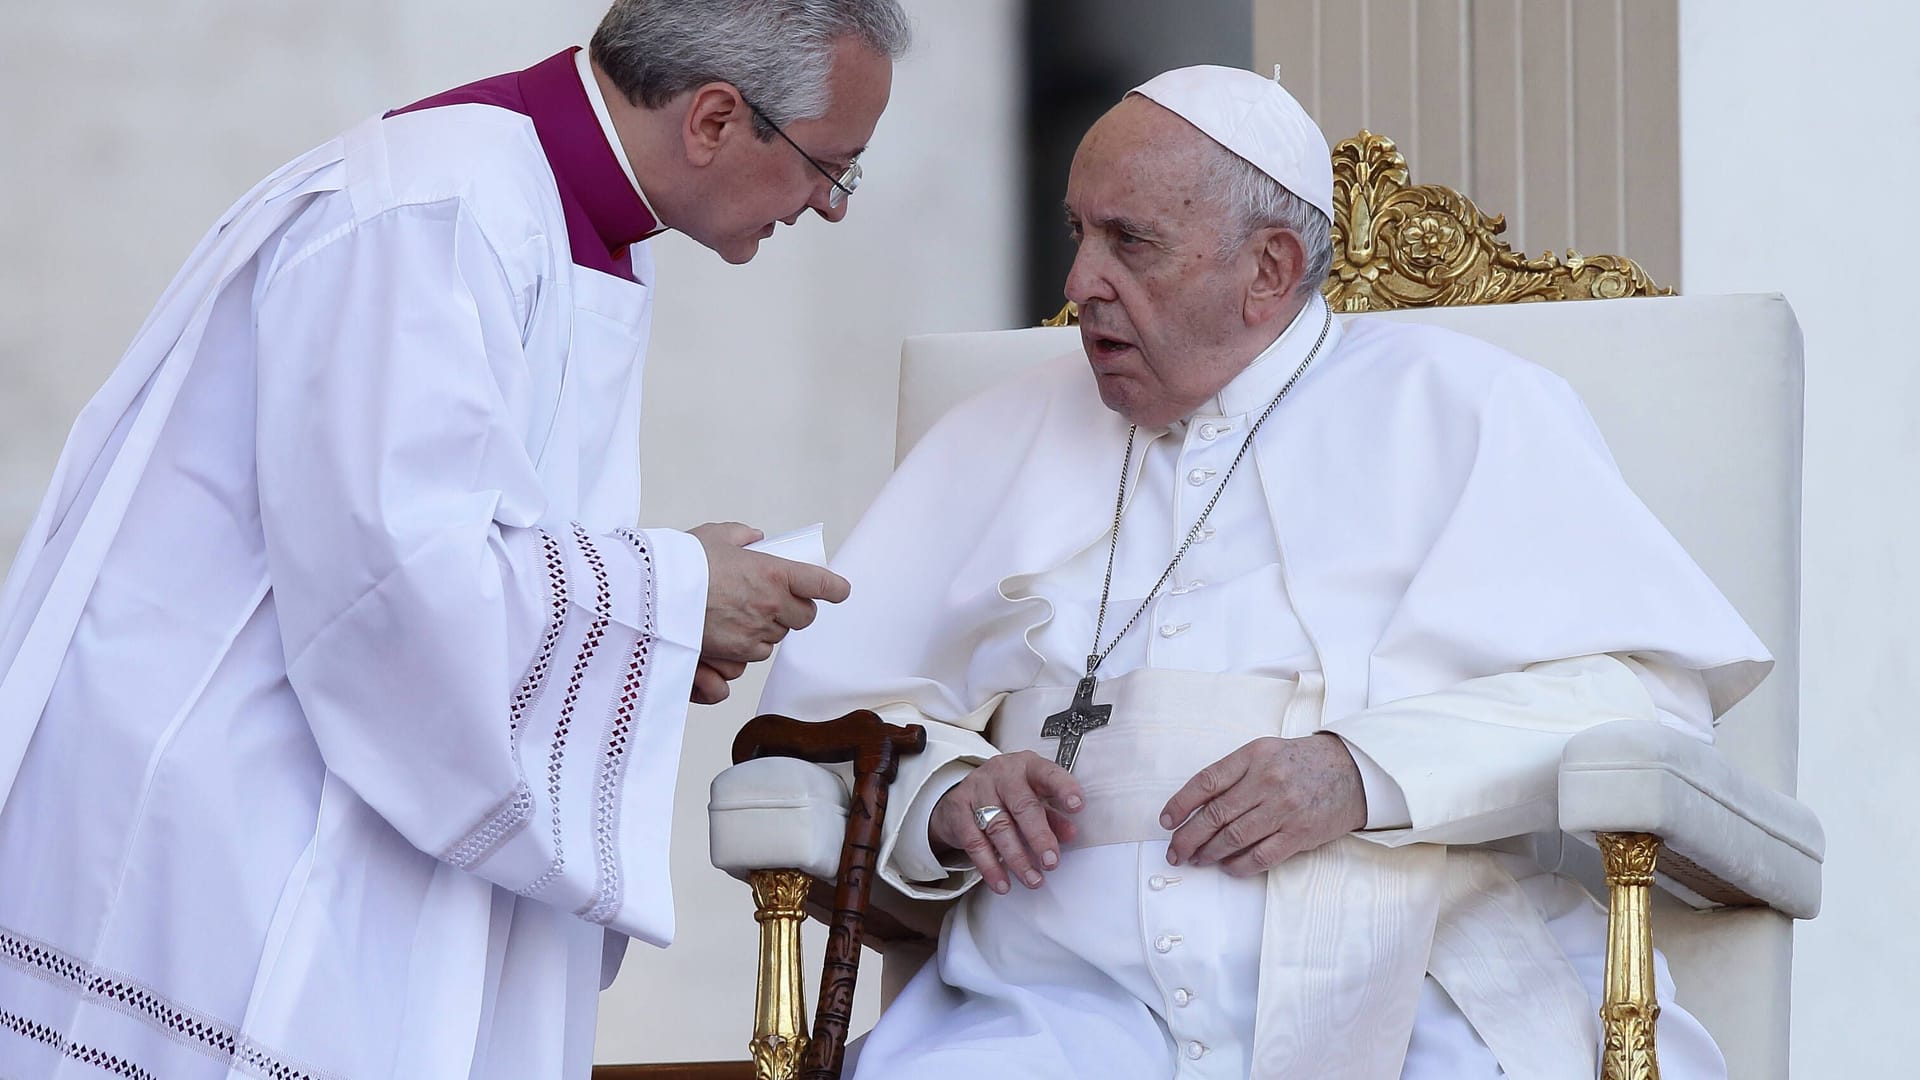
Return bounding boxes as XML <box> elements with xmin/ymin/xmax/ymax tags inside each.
<box><xmin>708</xmin><ymin>756</ymin><xmax>849</xmax><ymax>882</ymax></box>
<box><xmin>1559</xmin><ymin>720</ymin><xmax>1824</xmax><ymax>918</ymax></box>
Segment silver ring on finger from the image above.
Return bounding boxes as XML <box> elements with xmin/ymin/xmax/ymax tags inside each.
<box><xmin>973</xmin><ymin>804</ymin><xmax>1006</xmax><ymax>832</ymax></box>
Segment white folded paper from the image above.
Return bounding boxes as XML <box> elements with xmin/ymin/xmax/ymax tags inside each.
<box><xmin>744</xmin><ymin>522</ymin><xmax>827</xmax><ymax>568</ymax></box>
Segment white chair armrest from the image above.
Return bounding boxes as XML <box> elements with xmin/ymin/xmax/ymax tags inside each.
<box><xmin>708</xmin><ymin>757</ymin><xmax>850</xmax><ymax>882</ymax></box>
<box><xmin>1559</xmin><ymin>719</ymin><xmax>1824</xmax><ymax>918</ymax></box>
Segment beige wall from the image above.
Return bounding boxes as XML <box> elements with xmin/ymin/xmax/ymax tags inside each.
<box><xmin>0</xmin><ymin>0</ymin><xmax>1022</xmax><ymax>1066</ymax></box>
<box><xmin>1677</xmin><ymin>1</ymin><xmax>1919</xmax><ymax>1074</ymax></box>
<box><xmin>1254</xmin><ymin>0</ymin><xmax>1681</xmax><ymax>285</ymax></box>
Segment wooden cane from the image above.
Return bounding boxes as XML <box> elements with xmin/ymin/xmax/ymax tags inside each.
<box><xmin>732</xmin><ymin>711</ymin><xmax>926</xmax><ymax>1080</ymax></box>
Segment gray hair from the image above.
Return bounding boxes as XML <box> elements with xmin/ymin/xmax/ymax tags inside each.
<box><xmin>590</xmin><ymin>0</ymin><xmax>912</xmax><ymax>138</ymax></box>
<box><xmin>1206</xmin><ymin>143</ymin><xmax>1334</xmax><ymax>296</ymax></box>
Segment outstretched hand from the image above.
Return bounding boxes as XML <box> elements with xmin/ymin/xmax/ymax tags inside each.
<box><xmin>688</xmin><ymin>522</ymin><xmax>850</xmax><ymax>704</ymax></box>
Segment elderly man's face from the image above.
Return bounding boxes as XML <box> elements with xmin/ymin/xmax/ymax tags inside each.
<box><xmin>1063</xmin><ymin>98</ymin><xmax>1267</xmax><ymax>428</ymax></box>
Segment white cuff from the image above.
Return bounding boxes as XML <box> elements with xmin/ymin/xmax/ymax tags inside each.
<box><xmin>889</xmin><ymin>762</ymin><xmax>974</xmax><ymax>883</ymax></box>
<box><xmin>1340</xmin><ymin>737</ymin><xmax>1413</xmax><ymax>830</ymax></box>
<box><xmin>637</xmin><ymin>527</ymin><xmax>708</xmax><ymax>653</ymax></box>
<box><xmin>865</xmin><ymin>705</ymin><xmax>1000</xmax><ymax>901</ymax></box>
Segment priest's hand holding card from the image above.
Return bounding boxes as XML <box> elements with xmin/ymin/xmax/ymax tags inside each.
<box><xmin>691</xmin><ymin>521</ymin><xmax>848</xmax><ymax>704</ymax></box>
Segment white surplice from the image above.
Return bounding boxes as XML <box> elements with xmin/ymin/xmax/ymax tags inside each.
<box><xmin>760</xmin><ymin>297</ymin><xmax>1769</xmax><ymax>1079</ymax></box>
<box><xmin>0</xmin><ymin>90</ymin><xmax>704</xmax><ymax>1078</ymax></box>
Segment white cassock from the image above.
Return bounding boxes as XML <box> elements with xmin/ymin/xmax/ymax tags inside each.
<box><xmin>760</xmin><ymin>296</ymin><xmax>1771</xmax><ymax>1080</ymax></box>
<box><xmin>0</xmin><ymin>49</ymin><xmax>704</xmax><ymax>1079</ymax></box>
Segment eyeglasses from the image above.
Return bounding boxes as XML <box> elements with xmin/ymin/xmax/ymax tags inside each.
<box><xmin>740</xmin><ymin>96</ymin><xmax>862</xmax><ymax>209</ymax></box>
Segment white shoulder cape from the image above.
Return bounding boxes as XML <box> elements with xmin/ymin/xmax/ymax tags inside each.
<box><xmin>765</xmin><ymin>313</ymin><xmax>1770</xmax><ymax>731</ymax></box>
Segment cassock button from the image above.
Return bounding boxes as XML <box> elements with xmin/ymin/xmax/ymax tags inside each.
<box><xmin>1195</xmin><ymin>525</ymin><xmax>1217</xmax><ymax>543</ymax></box>
<box><xmin>1187</xmin><ymin>1041</ymin><xmax>1208</xmax><ymax>1060</ymax></box>
<box><xmin>1158</xmin><ymin>622</ymin><xmax>1191</xmax><ymax>639</ymax></box>
<box><xmin>1173</xmin><ymin>988</ymin><xmax>1194</xmax><ymax>1007</ymax></box>
<box><xmin>1154</xmin><ymin>934</ymin><xmax>1182</xmax><ymax>954</ymax></box>
<box><xmin>1186</xmin><ymin>467</ymin><xmax>1216</xmax><ymax>486</ymax></box>
<box><xmin>1148</xmin><ymin>874</ymin><xmax>1168</xmax><ymax>890</ymax></box>
<box><xmin>1197</xmin><ymin>422</ymin><xmax>1221</xmax><ymax>441</ymax></box>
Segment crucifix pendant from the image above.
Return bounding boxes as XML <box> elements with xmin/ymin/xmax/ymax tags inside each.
<box><xmin>1042</xmin><ymin>669</ymin><xmax>1112</xmax><ymax>773</ymax></box>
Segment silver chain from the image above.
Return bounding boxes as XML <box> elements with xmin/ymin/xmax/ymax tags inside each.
<box><xmin>1086</xmin><ymin>306</ymin><xmax>1334</xmax><ymax>677</ymax></box>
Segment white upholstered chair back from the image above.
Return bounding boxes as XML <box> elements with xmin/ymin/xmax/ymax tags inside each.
<box><xmin>896</xmin><ymin>293</ymin><xmax>1806</xmax><ymax>1078</ymax></box>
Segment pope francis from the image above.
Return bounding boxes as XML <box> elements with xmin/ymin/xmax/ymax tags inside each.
<box><xmin>758</xmin><ymin>66</ymin><xmax>1766</xmax><ymax>1080</ymax></box>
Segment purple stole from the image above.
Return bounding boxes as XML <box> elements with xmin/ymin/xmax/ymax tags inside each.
<box><xmin>391</xmin><ymin>47</ymin><xmax>660</xmax><ymax>279</ymax></box>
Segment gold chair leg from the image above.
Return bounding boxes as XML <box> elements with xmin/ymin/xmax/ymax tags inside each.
<box><xmin>749</xmin><ymin>869</ymin><xmax>812</xmax><ymax>1080</ymax></box>
<box><xmin>1597</xmin><ymin>833</ymin><xmax>1663</xmax><ymax>1080</ymax></box>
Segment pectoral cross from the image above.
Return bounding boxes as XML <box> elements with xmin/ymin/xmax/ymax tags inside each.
<box><xmin>1042</xmin><ymin>670</ymin><xmax>1111</xmax><ymax>773</ymax></box>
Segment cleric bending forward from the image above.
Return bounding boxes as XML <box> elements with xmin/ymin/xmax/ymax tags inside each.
<box><xmin>0</xmin><ymin>2</ymin><xmax>909</xmax><ymax>1077</ymax></box>
<box><xmin>759</xmin><ymin>66</ymin><xmax>1769</xmax><ymax>1080</ymax></box>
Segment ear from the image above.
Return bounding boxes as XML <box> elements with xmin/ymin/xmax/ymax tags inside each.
<box><xmin>681</xmin><ymin>82</ymin><xmax>749</xmax><ymax>167</ymax></box>
<box><xmin>1243</xmin><ymin>227</ymin><xmax>1309</xmax><ymax>326</ymax></box>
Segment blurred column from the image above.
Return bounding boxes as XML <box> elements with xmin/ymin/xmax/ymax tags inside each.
<box><xmin>1022</xmin><ymin>0</ymin><xmax>1253</xmax><ymax>321</ymax></box>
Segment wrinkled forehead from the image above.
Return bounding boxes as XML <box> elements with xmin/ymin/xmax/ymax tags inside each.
<box><xmin>1066</xmin><ymin>97</ymin><xmax>1229</xmax><ymax>227</ymax></box>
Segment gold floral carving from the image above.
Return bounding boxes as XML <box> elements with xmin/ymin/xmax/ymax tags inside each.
<box><xmin>749</xmin><ymin>1034</ymin><xmax>806</xmax><ymax>1080</ymax></box>
<box><xmin>748</xmin><ymin>869</ymin><xmax>812</xmax><ymax>1080</ymax></box>
<box><xmin>1599</xmin><ymin>831</ymin><xmax>1661</xmax><ymax>887</ymax></box>
<box><xmin>1041</xmin><ymin>302</ymin><xmax>1078</xmax><ymax>327</ymax></box>
<box><xmin>750</xmin><ymin>866</ymin><xmax>811</xmax><ymax>921</ymax></box>
<box><xmin>1598</xmin><ymin>833</ymin><xmax>1664</xmax><ymax>1080</ymax></box>
<box><xmin>1327</xmin><ymin>130</ymin><xmax>1669</xmax><ymax>311</ymax></box>
<box><xmin>1602</xmin><ymin>1002</ymin><xmax>1662</xmax><ymax>1080</ymax></box>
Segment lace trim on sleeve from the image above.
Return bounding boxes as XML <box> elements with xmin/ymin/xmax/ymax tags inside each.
<box><xmin>441</xmin><ymin>527</ymin><xmax>570</xmax><ymax>869</ymax></box>
<box><xmin>577</xmin><ymin>528</ymin><xmax>658</xmax><ymax>924</ymax></box>
<box><xmin>521</xmin><ymin>524</ymin><xmax>613</xmax><ymax>897</ymax></box>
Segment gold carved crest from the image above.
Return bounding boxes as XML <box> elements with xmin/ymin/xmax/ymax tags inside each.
<box><xmin>1327</xmin><ymin>130</ymin><xmax>1668</xmax><ymax>311</ymax></box>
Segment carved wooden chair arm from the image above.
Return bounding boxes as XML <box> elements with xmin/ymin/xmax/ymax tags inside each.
<box><xmin>699</xmin><ymin>713</ymin><xmax>927</xmax><ymax>1080</ymax></box>
<box><xmin>707</xmin><ymin>753</ymin><xmax>939</xmax><ymax>935</ymax></box>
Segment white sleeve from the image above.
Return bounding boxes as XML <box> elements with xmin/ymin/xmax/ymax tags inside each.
<box><xmin>890</xmin><ymin>762</ymin><xmax>974</xmax><ymax>883</ymax></box>
<box><xmin>1617</xmin><ymin>652</ymin><xmax>1715</xmax><ymax>743</ymax></box>
<box><xmin>1323</xmin><ymin>653</ymin><xmax>1677</xmax><ymax>847</ymax></box>
<box><xmin>858</xmin><ymin>702</ymin><xmax>999</xmax><ymax>900</ymax></box>
<box><xmin>254</xmin><ymin>200</ymin><xmax>702</xmax><ymax>946</ymax></box>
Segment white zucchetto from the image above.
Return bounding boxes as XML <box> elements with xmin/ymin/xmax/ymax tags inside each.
<box><xmin>1130</xmin><ymin>65</ymin><xmax>1334</xmax><ymax>222</ymax></box>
